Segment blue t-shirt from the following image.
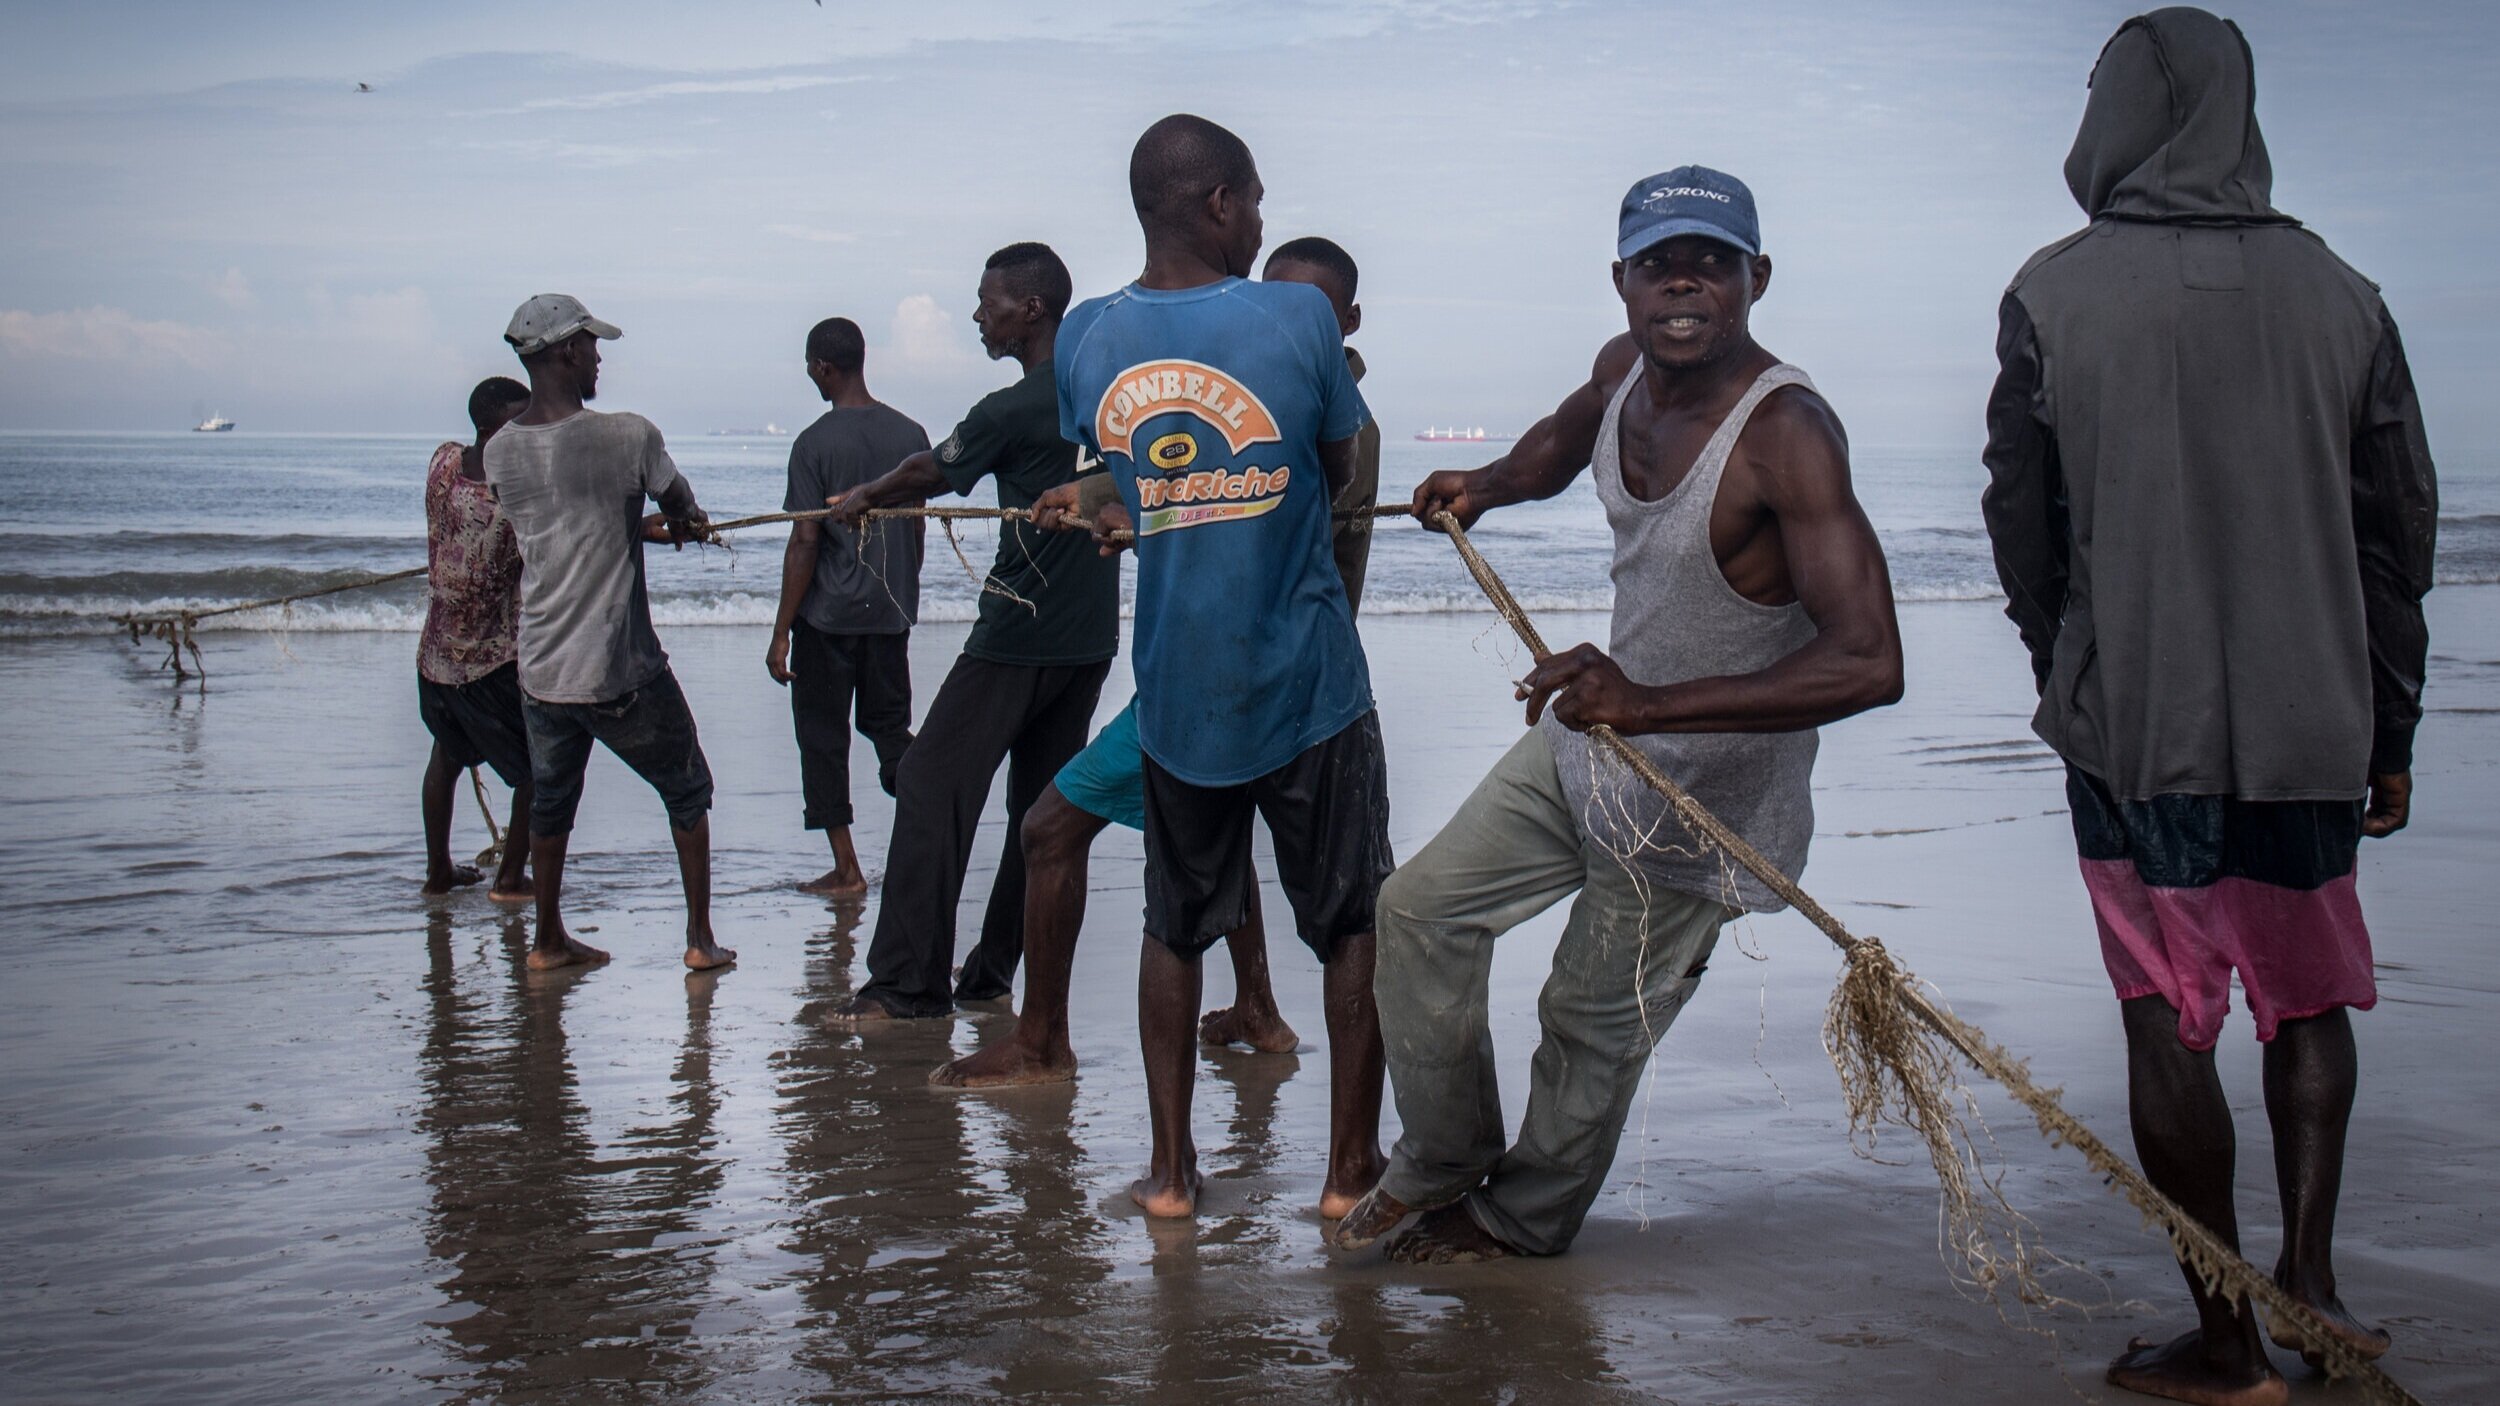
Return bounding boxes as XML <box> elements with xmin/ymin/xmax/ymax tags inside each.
<box><xmin>1057</xmin><ymin>277</ymin><xmax>1373</xmax><ymax>786</ymax></box>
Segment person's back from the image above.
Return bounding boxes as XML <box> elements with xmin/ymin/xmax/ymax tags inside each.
<box><xmin>1981</xmin><ymin>13</ymin><xmax>2436</xmax><ymax>1397</ymax></box>
<box><xmin>1057</xmin><ymin>274</ymin><xmax>1371</xmax><ymax>784</ymax></box>
<box><xmin>482</xmin><ymin>294</ymin><xmax>733</xmax><ymax>974</ymax></box>
<box><xmin>769</xmin><ymin>315</ymin><xmax>932</xmax><ymax>899</ymax></box>
<box><xmin>1991</xmin><ymin>7</ymin><xmax>2421</xmax><ymax>802</ymax></box>
<box><xmin>789</xmin><ymin>403</ymin><xmax>928</xmax><ymax>634</ymax></box>
<box><xmin>485</xmin><ymin>406</ymin><xmax>679</xmax><ymax>706</ymax></box>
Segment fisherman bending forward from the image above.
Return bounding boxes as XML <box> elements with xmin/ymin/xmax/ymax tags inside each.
<box><xmin>1332</xmin><ymin>167</ymin><xmax>1904</xmax><ymax>1261</ymax></box>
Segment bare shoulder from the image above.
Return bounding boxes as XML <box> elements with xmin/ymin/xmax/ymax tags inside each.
<box><xmin>1735</xmin><ymin>382</ymin><xmax>1853</xmax><ymax>503</ymax></box>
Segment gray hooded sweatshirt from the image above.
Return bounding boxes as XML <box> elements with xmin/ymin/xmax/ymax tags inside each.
<box><xmin>1981</xmin><ymin>6</ymin><xmax>2438</xmax><ymax>803</ymax></box>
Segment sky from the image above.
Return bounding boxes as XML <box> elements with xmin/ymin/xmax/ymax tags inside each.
<box><xmin>2</xmin><ymin>0</ymin><xmax>2492</xmax><ymax>459</ymax></box>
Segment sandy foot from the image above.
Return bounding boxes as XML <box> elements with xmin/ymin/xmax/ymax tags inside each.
<box><xmin>525</xmin><ymin>935</ymin><xmax>610</xmax><ymax>971</ymax></box>
<box><xmin>487</xmin><ymin>881</ymin><xmax>535</xmax><ymax>904</ymax></box>
<box><xmin>2105</xmin><ymin>1331</ymin><xmax>2289</xmax><ymax>1406</ymax></box>
<box><xmin>1327</xmin><ymin>1184</ymin><xmax>1415</xmax><ymax>1250</ymax></box>
<box><xmin>2264</xmin><ymin>1280</ymin><xmax>2391</xmax><ymax>1371</ymax></box>
<box><xmin>825</xmin><ymin>994</ymin><xmax>914</xmax><ymax>1032</ymax></box>
<box><xmin>1130</xmin><ymin>1164</ymin><xmax>1203</xmax><ymax>1219</ymax></box>
<box><xmin>1198</xmin><ymin>1004</ymin><xmax>1300</xmax><ymax>1053</ymax></box>
<box><xmin>1386</xmin><ymin>1204</ymin><xmax>1519</xmax><ymax>1265</ymax></box>
<box><xmin>683</xmin><ymin>944</ymin><xmax>737</xmax><ymax>972</ymax></box>
<box><xmin>421</xmin><ymin>864</ymin><xmax>483</xmax><ymax>896</ymax></box>
<box><xmin>797</xmin><ymin>869</ymin><xmax>868</xmax><ymax>899</ymax></box>
<box><xmin>929</xmin><ymin>1040</ymin><xmax>1075</xmax><ymax>1089</ymax></box>
<box><xmin>1319</xmin><ymin>1155</ymin><xmax>1386</xmax><ymax>1222</ymax></box>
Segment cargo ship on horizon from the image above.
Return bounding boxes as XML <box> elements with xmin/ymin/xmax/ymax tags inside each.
<box><xmin>1413</xmin><ymin>426</ymin><xmax>1516</xmax><ymax>443</ymax></box>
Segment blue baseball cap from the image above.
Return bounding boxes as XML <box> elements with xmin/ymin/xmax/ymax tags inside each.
<box><xmin>1617</xmin><ymin>166</ymin><xmax>1760</xmax><ymax>259</ymax></box>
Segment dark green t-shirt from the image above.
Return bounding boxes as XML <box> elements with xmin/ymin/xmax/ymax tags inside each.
<box><xmin>936</xmin><ymin>360</ymin><xmax>1119</xmax><ymax>666</ymax></box>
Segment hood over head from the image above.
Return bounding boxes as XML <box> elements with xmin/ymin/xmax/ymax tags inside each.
<box><xmin>2064</xmin><ymin>7</ymin><xmax>2292</xmax><ymax>225</ymax></box>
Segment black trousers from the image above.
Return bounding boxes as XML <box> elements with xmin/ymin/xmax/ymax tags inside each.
<box><xmin>791</xmin><ymin>623</ymin><xmax>914</xmax><ymax>830</ymax></box>
<box><xmin>857</xmin><ymin>654</ymin><xmax>1110</xmax><ymax>1016</ymax></box>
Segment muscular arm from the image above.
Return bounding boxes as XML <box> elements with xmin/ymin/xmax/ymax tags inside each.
<box><xmin>1415</xmin><ymin>334</ymin><xmax>1640</xmax><ymax>526</ymax></box>
<box><xmin>1523</xmin><ymin>391</ymin><xmax>1905</xmax><ymax>734</ymax></box>
<box><xmin>643</xmin><ymin>473</ymin><xmax>708</xmax><ymax>547</ymax></box>
<box><xmin>1318</xmin><ymin>434</ymin><xmax>1359</xmax><ymax>496</ymax></box>
<box><xmin>765</xmin><ymin>518</ymin><xmax>819</xmax><ymax>683</ymax></box>
<box><xmin>825</xmin><ymin>449</ymin><xmax>950</xmax><ymax>525</ymax></box>
<box><xmin>655</xmin><ymin>474</ymin><xmax>704</xmax><ymax>524</ymax></box>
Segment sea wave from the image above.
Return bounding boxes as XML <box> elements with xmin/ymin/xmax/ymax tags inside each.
<box><xmin>14</xmin><ymin>570</ymin><xmax>2498</xmax><ymax>639</ymax></box>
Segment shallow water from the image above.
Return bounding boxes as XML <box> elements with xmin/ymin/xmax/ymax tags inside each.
<box><xmin>1</xmin><ymin>598</ymin><xmax>2495</xmax><ymax>1403</ymax></box>
<box><xmin>6</xmin><ymin>430</ymin><xmax>2499</xmax><ymax>636</ymax></box>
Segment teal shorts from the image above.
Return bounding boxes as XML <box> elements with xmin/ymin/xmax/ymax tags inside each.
<box><xmin>1054</xmin><ymin>697</ymin><xmax>1148</xmax><ymax>831</ymax></box>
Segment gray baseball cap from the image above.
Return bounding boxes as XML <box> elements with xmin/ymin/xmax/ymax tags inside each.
<box><xmin>503</xmin><ymin>293</ymin><xmax>622</xmax><ymax>355</ymax></box>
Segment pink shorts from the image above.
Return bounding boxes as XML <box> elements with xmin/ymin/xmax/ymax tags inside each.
<box><xmin>2067</xmin><ymin>766</ymin><xmax>2377</xmax><ymax>1050</ymax></box>
<box><xmin>2080</xmin><ymin>862</ymin><xmax>2377</xmax><ymax>1050</ymax></box>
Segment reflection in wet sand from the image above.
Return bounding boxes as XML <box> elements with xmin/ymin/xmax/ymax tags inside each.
<box><xmin>417</xmin><ymin>915</ymin><xmax>725</xmax><ymax>1399</ymax></box>
<box><xmin>8</xmin><ymin>617</ymin><xmax>2495</xmax><ymax>1404</ymax></box>
<box><xmin>774</xmin><ymin>910</ymin><xmax>1124</xmax><ymax>1400</ymax></box>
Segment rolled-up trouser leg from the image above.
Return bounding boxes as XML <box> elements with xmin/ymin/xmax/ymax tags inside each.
<box><xmin>1466</xmin><ymin>873</ymin><xmax>1729</xmax><ymax>1255</ymax></box>
<box><xmin>1377</xmin><ymin>730</ymin><xmax>1592</xmax><ymax>1210</ymax></box>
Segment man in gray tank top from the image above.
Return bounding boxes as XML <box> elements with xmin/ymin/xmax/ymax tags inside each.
<box><xmin>1331</xmin><ymin>168</ymin><xmax>1905</xmax><ymax>1262</ymax></box>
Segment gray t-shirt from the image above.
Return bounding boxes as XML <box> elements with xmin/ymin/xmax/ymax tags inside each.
<box><xmin>483</xmin><ymin>408</ymin><xmax>684</xmax><ymax>704</ymax></box>
<box><xmin>784</xmin><ymin>404</ymin><xmax>930</xmax><ymax>635</ymax></box>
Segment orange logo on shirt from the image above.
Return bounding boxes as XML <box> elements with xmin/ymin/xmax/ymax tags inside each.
<box><xmin>1093</xmin><ymin>359</ymin><xmax>1282</xmax><ymax>458</ymax></box>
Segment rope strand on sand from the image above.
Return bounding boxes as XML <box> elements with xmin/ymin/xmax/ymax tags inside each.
<box><xmin>1428</xmin><ymin>510</ymin><xmax>2416</xmax><ymax>1404</ymax></box>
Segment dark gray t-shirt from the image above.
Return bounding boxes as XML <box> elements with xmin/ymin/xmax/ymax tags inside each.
<box><xmin>483</xmin><ymin>408</ymin><xmax>681</xmax><ymax>704</ymax></box>
<box><xmin>784</xmin><ymin>404</ymin><xmax>930</xmax><ymax>635</ymax></box>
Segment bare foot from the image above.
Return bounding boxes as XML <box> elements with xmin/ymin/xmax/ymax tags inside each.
<box><xmin>1199</xmin><ymin>1003</ymin><xmax>1300</xmax><ymax>1053</ymax></box>
<box><xmin>2105</xmin><ymin>1332</ymin><xmax>2289</xmax><ymax>1406</ymax></box>
<box><xmin>526</xmin><ymin>935</ymin><xmax>610</xmax><ymax>971</ymax></box>
<box><xmin>422</xmin><ymin>864</ymin><xmax>483</xmax><ymax>896</ymax></box>
<box><xmin>929</xmin><ymin>1038</ymin><xmax>1076</xmax><ymax>1089</ymax></box>
<box><xmin>797</xmin><ymin>868</ymin><xmax>869</xmax><ymax>899</ymax></box>
<box><xmin>1386</xmin><ymin>1204</ymin><xmax>1520</xmax><ymax>1265</ymax></box>
<box><xmin>826</xmin><ymin>994</ymin><xmax>904</xmax><ymax>1032</ymax></box>
<box><xmin>1130</xmin><ymin>1163</ymin><xmax>1203</xmax><ymax>1219</ymax></box>
<box><xmin>1330</xmin><ymin>1145</ymin><xmax>1390</xmax><ymax>1220</ymax></box>
<box><xmin>2265</xmin><ymin>1275</ymin><xmax>2391</xmax><ymax>1370</ymax></box>
<box><xmin>488</xmin><ymin>880</ymin><xmax>535</xmax><ymax>904</ymax></box>
<box><xmin>684</xmin><ymin>944</ymin><xmax>737</xmax><ymax>972</ymax></box>
<box><xmin>1327</xmin><ymin>1183</ymin><xmax>1415</xmax><ymax>1250</ymax></box>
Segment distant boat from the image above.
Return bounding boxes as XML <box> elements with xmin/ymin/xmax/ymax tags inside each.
<box><xmin>193</xmin><ymin>414</ymin><xmax>235</xmax><ymax>432</ymax></box>
<box><xmin>1413</xmin><ymin>426</ymin><xmax>1515</xmax><ymax>443</ymax></box>
<box><xmin>707</xmin><ymin>423</ymin><xmax>792</xmax><ymax>437</ymax></box>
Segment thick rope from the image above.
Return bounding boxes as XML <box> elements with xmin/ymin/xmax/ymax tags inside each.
<box><xmin>116</xmin><ymin>565</ymin><xmax>428</xmax><ymax>680</ymax></box>
<box><xmin>116</xmin><ymin>505</ymin><xmax>1408</xmax><ymax>677</ymax></box>
<box><xmin>1430</xmin><ymin>510</ymin><xmax>2417</xmax><ymax>1403</ymax></box>
<box><xmin>468</xmin><ymin>766</ymin><xmax>505</xmax><ymax>871</ymax></box>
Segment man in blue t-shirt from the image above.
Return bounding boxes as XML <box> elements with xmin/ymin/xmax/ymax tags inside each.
<box><xmin>1050</xmin><ymin>114</ymin><xmax>1392</xmax><ymax>1221</ymax></box>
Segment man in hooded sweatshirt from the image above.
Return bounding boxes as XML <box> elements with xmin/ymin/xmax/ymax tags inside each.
<box><xmin>1983</xmin><ymin>10</ymin><xmax>2437</xmax><ymax>1403</ymax></box>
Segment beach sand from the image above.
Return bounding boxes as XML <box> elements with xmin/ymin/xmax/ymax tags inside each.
<box><xmin>0</xmin><ymin>591</ymin><xmax>2493</xmax><ymax>1404</ymax></box>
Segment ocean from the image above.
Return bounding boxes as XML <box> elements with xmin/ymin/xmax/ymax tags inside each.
<box><xmin>6</xmin><ymin>430</ymin><xmax>2493</xmax><ymax>638</ymax></box>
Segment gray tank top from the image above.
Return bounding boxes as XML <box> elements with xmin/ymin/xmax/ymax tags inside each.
<box><xmin>1542</xmin><ymin>362</ymin><xmax>1822</xmax><ymax>913</ymax></box>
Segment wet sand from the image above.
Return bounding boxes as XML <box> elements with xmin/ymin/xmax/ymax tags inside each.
<box><xmin>1</xmin><ymin>593</ymin><xmax>2494</xmax><ymax>1403</ymax></box>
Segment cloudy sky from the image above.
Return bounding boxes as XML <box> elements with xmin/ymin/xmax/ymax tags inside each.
<box><xmin>2</xmin><ymin>0</ymin><xmax>2491</xmax><ymax>457</ymax></box>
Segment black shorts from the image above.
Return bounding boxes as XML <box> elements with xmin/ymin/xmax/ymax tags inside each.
<box><xmin>522</xmin><ymin>668</ymin><xmax>715</xmax><ymax>837</ymax></box>
<box><xmin>1141</xmin><ymin>711</ymin><xmax>1393</xmax><ymax>962</ymax></box>
<box><xmin>417</xmin><ymin>661</ymin><xmax>532</xmax><ymax>788</ymax></box>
